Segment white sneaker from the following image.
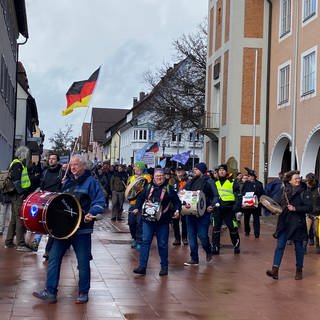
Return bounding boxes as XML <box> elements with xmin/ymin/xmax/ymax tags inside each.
<box><xmin>16</xmin><ymin>245</ymin><xmax>32</xmax><ymax>252</ymax></box>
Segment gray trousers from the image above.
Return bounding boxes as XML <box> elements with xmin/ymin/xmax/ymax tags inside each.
<box><xmin>5</xmin><ymin>194</ymin><xmax>27</xmax><ymax>246</ymax></box>
<box><xmin>0</xmin><ymin>202</ymin><xmax>11</xmax><ymax>233</ymax></box>
<box><xmin>111</xmin><ymin>191</ymin><xmax>125</xmax><ymax>219</ymax></box>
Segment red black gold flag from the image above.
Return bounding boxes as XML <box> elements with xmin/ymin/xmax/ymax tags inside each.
<box><xmin>146</xmin><ymin>142</ymin><xmax>159</xmax><ymax>153</ymax></box>
<box><xmin>62</xmin><ymin>67</ymin><xmax>100</xmax><ymax>116</ymax></box>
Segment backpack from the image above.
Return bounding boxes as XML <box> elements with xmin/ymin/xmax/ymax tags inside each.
<box><xmin>0</xmin><ymin>170</ymin><xmax>15</xmax><ymax>193</ymax></box>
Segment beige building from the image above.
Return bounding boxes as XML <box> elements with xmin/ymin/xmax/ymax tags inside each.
<box><xmin>205</xmin><ymin>0</ymin><xmax>320</xmax><ymax>180</ymax></box>
<box><xmin>268</xmin><ymin>0</ymin><xmax>320</xmax><ymax>178</ymax></box>
<box><xmin>205</xmin><ymin>0</ymin><xmax>270</xmax><ymax>180</ymax></box>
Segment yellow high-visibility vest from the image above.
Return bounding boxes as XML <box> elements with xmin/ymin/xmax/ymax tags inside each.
<box><xmin>9</xmin><ymin>159</ymin><xmax>31</xmax><ymax>189</ymax></box>
<box><xmin>215</xmin><ymin>179</ymin><xmax>235</xmax><ymax>202</ymax></box>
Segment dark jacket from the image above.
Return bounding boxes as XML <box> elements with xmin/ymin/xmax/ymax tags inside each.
<box><xmin>265</xmin><ymin>178</ymin><xmax>283</xmax><ymax>199</ymax></box>
<box><xmin>307</xmin><ymin>185</ymin><xmax>320</xmax><ymax>215</ymax></box>
<box><xmin>241</xmin><ymin>179</ymin><xmax>265</xmax><ymax>211</ymax></box>
<box><xmin>110</xmin><ymin>171</ymin><xmax>127</xmax><ymax>192</ymax></box>
<box><xmin>274</xmin><ymin>183</ymin><xmax>312</xmax><ymax>241</ymax></box>
<box><xmin>184</xmin><ymin>175</ymin><xmax>219</xmax><ymax>211</ymax></box>
<box><xmin>135</xmin><ymin>181</ymin><xmax>182</xmax><ymax>224</ymax></box>
<box><xmin>62</xmin><ymin>170</ymin><xmax>105</xmax><ymax>233</ymax></box>
<box><xmin>241</xmin><ymin>180</ymin><xmax>264</xmax><ymax>199</ymax></box>
<box><xmin>40</xmin><ymin>164</ymin><xmax>63</xmax><ymax>192</ymax></box>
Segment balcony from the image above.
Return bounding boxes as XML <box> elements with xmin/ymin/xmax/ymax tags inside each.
<box><xmin>199</xmin><ymin>112</ymin><xmax>220</xmax><ymax>139</ymax></box>
<box><xmin>187</xmin><ymin>141</ymin><xmax>203</xmax><ymax>148</ymax></box>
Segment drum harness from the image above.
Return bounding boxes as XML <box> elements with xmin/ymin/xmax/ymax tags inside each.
<box><xmin>142</xmin><ymin>184</ymin><xmax>171</xmax><ymax>220</ymax></box>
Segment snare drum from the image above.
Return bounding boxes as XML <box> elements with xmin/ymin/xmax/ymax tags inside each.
<box><xmin>20</xmin><ymin>190</ymin><xmax>82</xmax><ymax>239</ymax></box>
<box><xmin>178</xmin><ymin>190</ymin><xmax>206</xmax><ymax>217</ymax></box>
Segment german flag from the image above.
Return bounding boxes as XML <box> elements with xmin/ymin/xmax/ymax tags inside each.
<box><xmin>62</xmin><ymin>67</ymin><xmax>100</xmax><ymax>116</ymax></box>
<box><xmin>146</xmin><ymin>142</ymin><xmax>159</xmax><ymax>153</ymax></box>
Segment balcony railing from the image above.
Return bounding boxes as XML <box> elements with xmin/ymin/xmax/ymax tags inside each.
<box><xmin>200</xmin><ymin>112</ymin><xmax>220</xmax><ymax>130</ymax></box>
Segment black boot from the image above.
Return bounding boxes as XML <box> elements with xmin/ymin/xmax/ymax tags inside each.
<box><xmin>212</xmin><ymin>245</ymin><xmax>220</xmax><ymax>255</ymax></box>
<box><xmin>266</xmin><ymin>266</ymin><xmax>279</xmax><ymax>280</ymax></box>
<box><xmin>133</xmin><ymin>267</ymin><xmax>146</xmax><ymax>275</ymax></box>
<box><xmin>231</xmin><ymin>232</ymin><xmax>240</xmax><ymax>254</ymax></box>
<box><xmin>295</xmin><ymin>268</ymin><xmax>303</xmax><ymax>280</ymax></box>
<box><xmin>212</xmin><ymin>230</ymin><xmax>221</xmax><ymax>254</ymax></box>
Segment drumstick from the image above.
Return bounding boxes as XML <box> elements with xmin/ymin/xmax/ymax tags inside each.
<box><xmin>284</xmin><ymin>191</ymin><xmax>290</xmax><ymax>205</ymax></box>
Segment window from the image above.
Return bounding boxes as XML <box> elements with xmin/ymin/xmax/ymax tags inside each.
<box><xmin>280</xmin><ymin>0</ymin><xmax>291</xmax><ymax>37</ymax></box>
<box><xmin>148</xmin><ymin>129</ymin><xmax>154</xmax><ymax>141</ymax></box>
<box><xmin>0</xmin><ymin>55</ymin><xmax>15</xmax><ymax>115</ymax></box>
<box><xmin>171</xmin><ymin>133</ymin><xmax>182</xmax><ymax>142</ymax></box>
<box><xmin>133</xmin><ymin>129</ymin><xmax>147</xmax><ymax>141</ymax></box>
<box><xmin>301</xmin><ymin>48</ymin><xmax>316</xmax><ymax>96</ymax></box>
<box><xmin>278</xmin><ymin>63</ymin><xmax>290</xmax><ymax>105</ymax></box>
<box><xmin>303</xmin><ymin>0</ymin><xmax>317</xmax><ymax>22</ymax></box>
<box><xmin>189</xmin><ymin>132</ymin><xmax>200</xmax><ymax>142</ymax></box>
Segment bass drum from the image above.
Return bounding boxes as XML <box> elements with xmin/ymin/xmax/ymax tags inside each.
<box><xmin>20</xmin><ymin>191</ymin><xmax>82</xmax><ymax>239</ymax></box>
<box><xmin>125</xmin><ymin>176</ymin><xmax>147</xmax><ymax>200</ymax></box>
<box><xmin>178</xmin><ymin>190</ymin><xmax>206</xmax><ymax>217</ymax></box>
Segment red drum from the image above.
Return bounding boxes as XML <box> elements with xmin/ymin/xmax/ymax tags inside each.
<box><xmin>20</xmin><ymin>191</ymin><xmax>82</xmax><ymax>239</ymax></box>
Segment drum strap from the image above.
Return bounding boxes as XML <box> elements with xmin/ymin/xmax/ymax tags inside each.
<box><xmin>147</xmin><ymin>186</ymin><xmax>170</xmax><ymax>214</ymax></box>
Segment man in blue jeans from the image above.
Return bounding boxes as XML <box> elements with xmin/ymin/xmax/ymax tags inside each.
<box><xmin>32</xmin><ymin>154</ymin><xmax>105</xmax><ymax>304</ymax></box>
<box><xmin>183</xmin><ymin>162</ymin><xmax>219</xmax><ymax>266</ymax></box>
<box><xmin>132</xmin><ymin>167</ymin><xmax>181</xmax><ymax>276</ymax></box>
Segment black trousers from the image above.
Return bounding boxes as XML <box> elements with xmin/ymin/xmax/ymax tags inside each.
<box><xmin>212</xmin><ymin>206</ymin><xmax>240</xmax><ymax>250</ymax></box>
<box><xmin>172</xmin><ymin>215</ymin><xmax>187</xmax><ymax>241</ymax></box>
<box><xmin>243</xmin><ymin>207</ymin><xmax>261</xmax><ymax>237</ymax></box>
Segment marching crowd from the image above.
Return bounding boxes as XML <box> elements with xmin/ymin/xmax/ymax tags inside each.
<box><xmin>1</xmin><ymin>146</ymin><xmax>320</xmax><ymax>304</ymax></box>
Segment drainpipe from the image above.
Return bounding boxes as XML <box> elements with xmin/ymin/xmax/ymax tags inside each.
<box><xmin>291</xmin><ymin>0</ymin><xmax>299</xmax><ymax>170</ymax></box>
<box><xmin>13</xmin><ymin>36</ymin><xmax>28</xmax><ymax>160</ymax></box>
<box><xmin>252</xmin><ymin>49</ymin><xmax>258</xmax><ymax>170</ymax></box>
<box><xmin>264</xmin><ymin>0</ymin><xmax>272</xmax><ymax>185</ymax></box>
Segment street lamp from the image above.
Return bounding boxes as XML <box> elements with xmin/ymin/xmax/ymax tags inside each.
<box><xmin>192</xmin><ymin>131</ymin><xmax>196</xmax><ymax>168</ymax></box>
<box><xmin>162</xmin><ymin>140</ymin><xmax>166</xmax><ymax>157</ymax></box>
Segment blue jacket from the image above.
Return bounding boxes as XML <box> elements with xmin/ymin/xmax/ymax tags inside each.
<box><xmin>62</xmin><ymin>170</ymin><xmax>105</xmax><ymax>234</ymax></box>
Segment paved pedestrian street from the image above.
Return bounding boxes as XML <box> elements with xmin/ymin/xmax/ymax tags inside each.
<box><xmin>1</xmin><ymin>211</ymin><xmax>320</xmax><ymax>319</ymax></box>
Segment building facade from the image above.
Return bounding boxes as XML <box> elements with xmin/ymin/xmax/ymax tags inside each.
<box><xmin>118</xmin><ymin>95</ymin><xmax>204</xmax><ymax>168</ymax></box>
<box><xmin>0</xmin><ymin>0</ymin><xmax>28</xmax><ymax>169</ymax></box>
<box><xmin>268</xmin><ymin>0</ymin><xmax>320</xmax><ymax>178</ymax></box>
<box><xmin>205</xmin><ymin>0</ymin><xmax>270</xmax><ymax>179</ymax></box>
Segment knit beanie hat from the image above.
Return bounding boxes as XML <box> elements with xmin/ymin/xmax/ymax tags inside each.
<box><xmin>194</xmin><ymin>162</ymin><xmax>207</xmax><ymax>174</ymax></box>
<box><xmin>218</xmin><ymin>164</ymin><xmax>228</xmax><ymax>172</ymax></box>
<box><xmin>134</xmin><ymin>161</ymin><xmax>146</xmax><ymax>171</ymax></box>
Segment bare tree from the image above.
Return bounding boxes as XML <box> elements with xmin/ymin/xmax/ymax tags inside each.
<box><xmin>144</xmin><ymin>19</ymin><xmax>207</xmax><ymax>134</ymax></box>
<box><xmin>49</xmin><ymin>124</ymin><xmax>75</xmax><ymax>156</ymax></box>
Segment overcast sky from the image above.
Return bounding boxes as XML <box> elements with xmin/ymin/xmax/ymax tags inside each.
<box><xmin>19</xmin><ymin>0</ymin><xmax>207</xmax><ymax>149</ymax></box>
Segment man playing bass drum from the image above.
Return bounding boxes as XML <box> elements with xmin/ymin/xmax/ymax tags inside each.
<box><xmin>183</xmin><ymin>162</ymin><xmax>219</xmax><ymax>266</ymax></box>
<box><xmin>33</xmin><ymin>154</ymin><xmax>105</xmax><ymax>304</ymax></box>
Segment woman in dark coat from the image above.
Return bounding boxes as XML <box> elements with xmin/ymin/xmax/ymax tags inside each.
<box><xmin>266</xmin><ymin>170</ymin><xmax>312</xmax><ymax>280</ymax></box>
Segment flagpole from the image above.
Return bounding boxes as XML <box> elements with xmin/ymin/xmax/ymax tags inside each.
<box><xmin>62</xmin><ymin>102</ymin><xmax>92</xmax><ymax>180</ymax></box>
